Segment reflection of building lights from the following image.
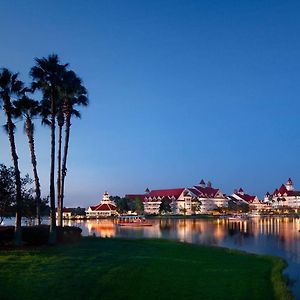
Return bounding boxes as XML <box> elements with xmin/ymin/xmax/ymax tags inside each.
<box><xmin>85</xmin><ymin>220</ymin><xmax>116</xmax><ymax>237</ymax></box>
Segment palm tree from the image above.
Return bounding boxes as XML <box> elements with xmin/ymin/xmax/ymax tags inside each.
<box><xmin>30</xmin><ymin>54</ymin><xmax>67</xmax><ymax>243</ymax></box>
<box><xmin>56</xmin><ymin>105</ymin><xmax>64</xmax><ymax>227</ymax></box>
<box><xmin>59</xmin><ymin>70</ymin><xmax>88</xmax><ymax>225</ymax></box>
<box><xmin>0</xmin><ymin>68</ymin><xmax>24</xmax><ymax>245</ymax></box>
<box><xmin>12</xmin><ymin>95</ymin><xmax>42</xmax><ymax>225</ymax></box>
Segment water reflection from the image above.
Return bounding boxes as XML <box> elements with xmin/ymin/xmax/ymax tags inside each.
<box><xmin>67</xmin><ymin>217</ymin><xmax>300</xmax><ymax>298</ymax></box>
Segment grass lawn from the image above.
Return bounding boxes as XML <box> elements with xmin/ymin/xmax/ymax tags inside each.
<box><xmin>0</xmin><ymin>238</ymin><xmax>292</xmax><ymax>300</ymax></box>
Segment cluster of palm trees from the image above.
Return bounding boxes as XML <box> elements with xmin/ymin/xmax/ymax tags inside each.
<box><xmin>0</xmin><ymin>54</ymin><xmax>88</xmax><ymax>245</ymax></box>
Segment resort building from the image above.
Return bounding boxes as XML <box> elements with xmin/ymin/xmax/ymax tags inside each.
<box><xmin>189</xmin><ymin>180</ymin><xmax>227</xmax><ymax>212</ymax></box>
<box><xmin>230</xmin><ymin>188</ymin><xmax>267</xmax><ymax>211</ymax></box>
<box><xmin>127</xmin><ymin>179</ymin><xmax>227</xmax><ymax>215</ymax></box>
<box><xmin>86</xmin><ymin>191</ymin><xmax>117</xmax><ymax>218</ymax></box>
<box><xmin>143</xmin><ymin>188</ymin><xmax>186</xmax><ymax>215</ymax></box>
<box><xmin>56</xmin><ymin>207</ymin><xmax>73</xmax><ymax>219</ymax></box>
<box><xmin>264</xmin><ymin>178</ymin><xmax>300</xmax><ymax>208</ymax></box>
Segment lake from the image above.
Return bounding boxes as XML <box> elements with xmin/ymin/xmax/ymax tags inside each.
<box><xmin>3</xmin><ymin>216</ymin><xmax>300</xmax><ymax>298</ymax></box>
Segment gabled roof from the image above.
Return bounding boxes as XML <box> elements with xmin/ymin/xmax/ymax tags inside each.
<box><xmin>187</xmin><ymin>188</ymin><xmax>202</xmax><ymax>197</ymax></box>
<box><xmin>199</xmin><ymin>179</ymin><xmax>205</xmax><ymax>185</ymax></box>
<box><xmin>90</xmin><ymin>203</ymin><xmax>117</xmax><ymax>211</ymax></box>
<box><xmin>146</xmin><ymin>188</ymin><xmax>185</xmax><ymax>199</ymax></box>
<box><xmin>238</xmin><ymin>188</ymin><xmax>244</xmax><ymax>193</ymax></box>
<box><xmin>234</xmin><ymin>193</ymin><xmax>256</xmax><ymax>203</ymax></box>
<box><xmin>278</xmin><ymin>184</ymin><xmax>287</xmax><ymax>194</ymax></box>
<box><xmin>193</xmin><ymin>186</ymin><xmax>221</xmax><ymax>198</ymax></box>
<box><xmin>272</xmin><ymin>184</ymin><xmax>299</xmax><ymax>197</ymax></box>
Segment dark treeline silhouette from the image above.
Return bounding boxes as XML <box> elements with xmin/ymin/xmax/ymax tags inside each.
<box><xmin>0</xmin><ymin>54</ymin><xmax>88</xmax><ymax>245</ymax></box>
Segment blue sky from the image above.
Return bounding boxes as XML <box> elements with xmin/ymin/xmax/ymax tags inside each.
<box><xmin>1</xmin><ymin>0</ymin><xmax>300</xmax><ymax>206</ymax></box>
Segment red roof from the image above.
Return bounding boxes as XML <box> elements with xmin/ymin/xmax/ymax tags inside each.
<box><xmin>273</xmin><ymin>184</ymin><xmax>297</xmax><ymax>197</ymax></box>
<box><xmin>188</xmin><ymin>188</ymin><xmax>202</xmax><ymax>197</ymax></box>
<box><xmin>235</xmin><ymin>193</ymin><xmax>256</xmax><ymax>203</ymax></box>
<box><xmin>125</xmin><ymin>194</ymin><xmax>145</xmax><ymax>201</ymax></box>
<box><xmin>278</xmin><ymin>184</ymin><xmax>287</xmax><ymax>194</ymax></box>
<box><xmin>146</xmin><ymin>188</ymin><xmax>185</xmax><ymax>199</ymax></box>
<box><xmin>90</xmin><ymin>203</ymin><xmax>117</xmax><ymax>211</ymax></box>
<box><xmin>194</xmin><ymin>186</ymin><xmax>220</xmax><ymax>198</ymax></box>
<box><xmin>238</xmin><ymin>188</ymin><xmax>244</xmax><ymax>193</ymax></box>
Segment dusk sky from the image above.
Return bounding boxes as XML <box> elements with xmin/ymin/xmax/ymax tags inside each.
<box><xmin>1</xmin><ymin>0</ymin><xmax>300</xmax><ymax>207</ymax></box>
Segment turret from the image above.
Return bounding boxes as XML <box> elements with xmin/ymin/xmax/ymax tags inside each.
<box><xmin>199</xmin><ymin>179</ymin><xmax>206</xmax><ymax>188</ymax></box>
<box><xmin>286</xmin><ymin>178</ymin><xmax>294</xmax><ymax>191</ymax></box>
<box><xmin>102</xmin><ymin>191</ymin><xmax>110</xmax><ymax>202</ymax></box>
<box><xmin>238</xmin><ymin>188</ymin><xmax>244</xmax><ymax>195</ymax></box>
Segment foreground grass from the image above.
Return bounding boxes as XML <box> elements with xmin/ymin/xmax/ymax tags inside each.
<box><xmin>0</xmin><ymin>238</ymin><xmax>293</xmax><ymax>300</ymax></box>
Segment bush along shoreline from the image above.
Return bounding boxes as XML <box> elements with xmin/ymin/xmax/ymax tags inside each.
<box><xmin>0</xmin><ymin>225</ymin><xmax>82</xmax><ymax>247</ymax></box>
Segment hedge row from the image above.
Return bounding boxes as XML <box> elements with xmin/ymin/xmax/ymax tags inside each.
<box><xmin>0</xmin><ymin>225</ymin><xmax>82</xmax><ymax>245</ymax></box>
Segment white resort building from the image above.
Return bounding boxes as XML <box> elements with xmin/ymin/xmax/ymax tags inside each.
<box><xmin>86</xmin><ymin>191</ymin><xmax>117</xmax><ymax>218</ymax></box>
<box><xmin>229</xmin><ymin>188</ymin><xmax>267</xmax><ymax>211</ymax></box>
<box><xmin>127</xmin><ymin>179</ymin><xmax>227</xmax><ymax>215</ymax></box>
<box><xmin>264</xmin><ymin>178</ymin><xmax>300</xmax><ymax>208</ymax></box>
<box><xmin>56</xmin><ymin>207</ymin><xmax>73</xmax><ymax>219</ymax></box>
<box><xmin>188</xmin><ymin>179</ymin><xmax>227</xmax><ymax>212</ymax></box>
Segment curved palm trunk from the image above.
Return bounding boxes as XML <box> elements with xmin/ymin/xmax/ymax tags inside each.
<box><xmin>25</xmin><ymin>117</ymin><xmax>41</xmax><ymax>225</ymax></box>
<box><xmin>60</xmin><ymin>113</ymin><xmax>71</xmax><ymax>221</ymax></box>
<box><xmin>3</xmin><ymin>97</ymin><xmax>22</xmax><ymax>245</ymax></box>
<box><xmin>49</xmin><ymin>95</ymin><xmax>57</xmax><ymax>244</ymax></box>
<box><xmin>57</xmin><ymin>124</ymin><xmax>63</xmax><ymax>227</ymax></box>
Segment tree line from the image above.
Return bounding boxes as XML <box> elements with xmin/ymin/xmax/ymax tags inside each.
<box><xmin>0</xmin><ymin>54</ymin><xmax>88</xmax><ymax>245</ymax></box>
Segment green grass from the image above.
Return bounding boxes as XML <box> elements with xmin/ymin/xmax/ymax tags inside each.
<box><xmin>0</xmin><ymin>238</ymin><xmax>293</xmax><ymax>300</ymax></box>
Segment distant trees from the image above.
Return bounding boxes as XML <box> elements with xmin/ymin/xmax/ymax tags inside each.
<box><xmin>133</xmin><ymin>197</ymin><xmax>144</xmax><ymax>214</ymax></box>
<box><xmin>191</xmin><ymin>199</ymin><xmax>202</xmax><ymax>214</ymax></box>
<box><xmin>227</xmin><ymin>200</ymin><xmax>249</xmax><ymax>213</ymax></box>
<box><xmin>111</xmin><ymin>196</ymin><xmax>131</xmax><ymax>214</ymax></box>
<box><xmin>0</xmin><ymin>163</ymin><xmax>49</xmax><ymax>225</ymax></box>
<box><xmin>159</xmin><ymin>198</ymin><xmax>172</xmax><ymax>214</ymax></box>
<box><xmin>110</xmin><ymin>196</ymin><xmax>144</xmax><ymax>214</ymax></box>
<box><xmin>0</xmin><ymin>164</ymin><xmax>15</xmax><ymax>224</ymax></box>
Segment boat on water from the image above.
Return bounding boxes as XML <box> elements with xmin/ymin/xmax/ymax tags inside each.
<box><xmin>226</xmin><ymin>214</ymin><xmax>249</xmax><ymax>221</ymax></box>
<box><xmin>116</xmin><ymin>215</ymin><xmax>152</xmax><ymax>227</ymax></box>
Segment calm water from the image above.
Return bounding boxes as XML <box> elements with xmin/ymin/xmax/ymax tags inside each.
<box><xmin>3</xmin><ymin>217</ymin><xmax>300</xmax><ymax>298</ymax></box>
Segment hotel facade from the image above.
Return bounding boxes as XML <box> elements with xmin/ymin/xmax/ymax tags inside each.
<box><xmin>264</xmin><ymin>178</ymin><xmax>300</xmax><ymax>208</ymax></box>
<box><xmin>127</xmin><ymin>179</ymin><xmax>227</xmax><ymax>215</ymax></box>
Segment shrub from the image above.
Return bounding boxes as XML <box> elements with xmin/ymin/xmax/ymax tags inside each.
<box><xmin>0</xmin><ymin>225</ymin><xmax>82</xmax><ymax>245</ymax></box>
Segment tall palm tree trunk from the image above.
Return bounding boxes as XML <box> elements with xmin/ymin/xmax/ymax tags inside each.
<box><xmin>25</xmin><ymin>117</ymin><xmax>41</xmax><ymax>225</ymax></box>
<box><xmin>49</xmin><ymin>95</ymin><xmax>57</xmax><ymax>244</ymax></box>
<box><xmin>3</xmin><ymin>98</ymin><xmax>22</xmax><ymax>245</ymax></box>
<box><xmin>60</xmin><ymin>113</ymin><xmax>71</xmax><ymax>220</ymax></box>
<box><xmin>57</xmin><ymin>124</ymin><xmax>63</xmax><ymax>227</ymax></box>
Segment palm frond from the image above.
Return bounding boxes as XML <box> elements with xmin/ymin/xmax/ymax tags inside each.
<box><xmin>2</xmin><ymin>123</ymin><xmax>16</xmax><ymax>134</ymax></box>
